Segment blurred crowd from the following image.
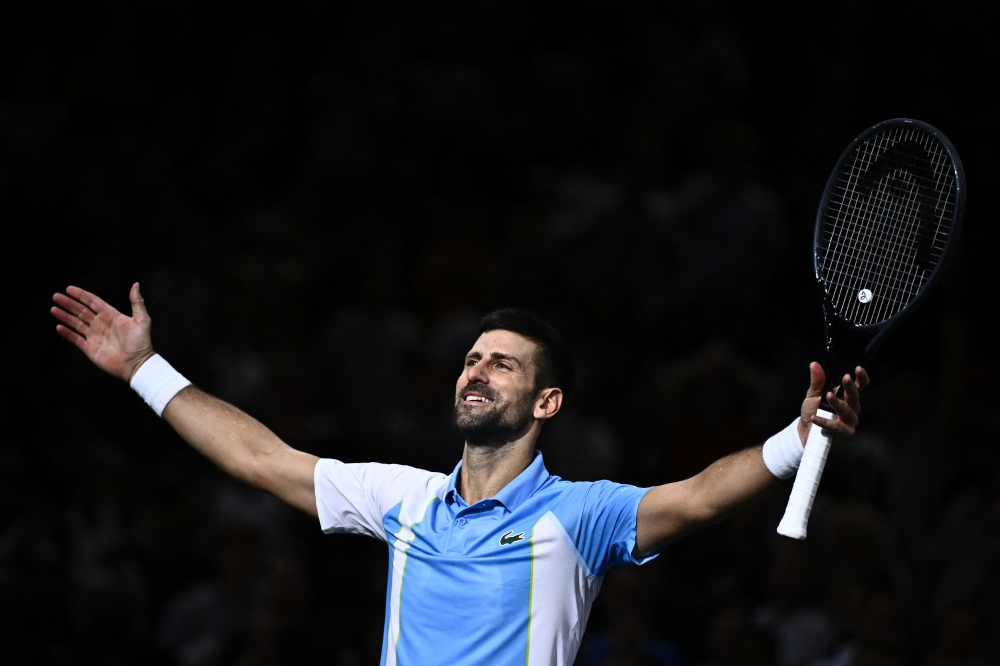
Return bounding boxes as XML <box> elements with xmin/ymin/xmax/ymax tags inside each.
<box><xmin>4</xmin><ymin>2</ymin><xmax>999</xmax><ymax>665</ymax></box>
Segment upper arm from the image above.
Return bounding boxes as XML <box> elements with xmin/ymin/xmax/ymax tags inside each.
<box><xmin>253</xmin><ymin>447</ymin><xmax>320</xmax><ymax>517</ymax></box>
<box><xmin>162</xmin><ymin>387</ymin><xmax>321</xmax><ymax>515</ymax></box>
<box><xmin>635</xmin><ymin>477</ymin><xmax>708</xmax><ymax>557</ymax></box>
<box><xmin>636</xmin><ymin>444</ymin><xmax>776</xmax><ymax>555</ymax></box>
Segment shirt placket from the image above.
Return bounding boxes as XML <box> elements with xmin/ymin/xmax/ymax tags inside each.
<box><xmin>446</xmin><ymin>501</ymin><xmax>504</xmax><ymax>555</ymax></box>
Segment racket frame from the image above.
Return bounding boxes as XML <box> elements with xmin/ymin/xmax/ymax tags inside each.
<box><xmin>813</xmin><ymin>118</ymin><xmax>966</xmax><ymax>392</ymax></box>
<box><xmin>778</xmin><ymin>118</ymin><xmax>966</xmax><ymax>540</ymax></box>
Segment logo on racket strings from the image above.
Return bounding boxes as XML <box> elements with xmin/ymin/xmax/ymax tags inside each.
<box><xmin>858</xmin><ymin>289</ymin><xmax>873</xmax><ymax>304</ymax></box>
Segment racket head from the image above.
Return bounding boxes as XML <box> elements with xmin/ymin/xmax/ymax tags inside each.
<box><xmin>813</xmin><ymin>119</ymin><xmax>965</xmax><ymax>343</ymax></box>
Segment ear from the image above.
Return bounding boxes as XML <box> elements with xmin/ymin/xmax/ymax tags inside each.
<box><xmin>533</xmin><ymin>387</ymin><xmax>563</xmax><ymax>420</ymax></box>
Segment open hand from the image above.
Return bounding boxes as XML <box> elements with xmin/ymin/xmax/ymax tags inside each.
<box><xmin>797</xmin><ymin>362</ymin><xmax>869</xmax><ymax>446</ymax></box>
<box><xmin>51</xmin><ymin>283</ymin><xmax>155</xmax><ymax>382</ymax></box>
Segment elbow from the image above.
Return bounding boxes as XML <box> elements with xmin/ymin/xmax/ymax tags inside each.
<box><xmin>238</xmin><ymin>444</ymin><xmax>295</xmax><ymax>495</ymax></box>
<box><xmin>227</xmin><ymin>447</ymin><xmax>269</xmax><ymax>490</ymax></box>
<box><xmin>679</xmin><ymin>489</ymin><xmax>727</xmax><ymax>530</ymax></box>
<box><xmin>673</xmin><ymin>480</ymin><xmax>714</xmax><ymax>526</ymax></box>
<box><xmin>240</xmin><ymin>455</ymin><xmax>272</xmax><ymax>491</ymax></box>
<box><xmin>675</xmin><ymin>506</ymin><xmax>716</xmax><ymax>533</ymax></box>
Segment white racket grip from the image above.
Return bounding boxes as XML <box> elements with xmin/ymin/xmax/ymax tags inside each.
<box><xmin>776</xmin><ymin>408</ymin><xmax>834</xmax><ymax>540</ymax></box>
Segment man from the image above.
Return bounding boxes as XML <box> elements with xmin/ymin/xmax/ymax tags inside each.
<box><xmin>51</xmin><ymin>283</ymin><xmax>868</xmax><ymax>666</ymax></box>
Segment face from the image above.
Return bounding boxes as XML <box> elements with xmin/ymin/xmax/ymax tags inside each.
<box><xmin>453</xmin><ymin>330</ymin><xmax>549</xmax><ymax>447</ymax></box>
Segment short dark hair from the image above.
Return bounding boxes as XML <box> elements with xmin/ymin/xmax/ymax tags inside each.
<box><xmin>478</xmin><ymin>308</ymin><xmax>575</xmax><ymax>398</ymax></box>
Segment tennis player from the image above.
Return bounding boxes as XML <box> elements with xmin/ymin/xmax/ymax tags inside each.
<box><xmin>51</xmin><ymin>283</ymin><xmax>868</xmax><ymax>666</ymax></box>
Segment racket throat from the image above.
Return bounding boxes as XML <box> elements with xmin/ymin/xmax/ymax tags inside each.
<box><xmin>822</xmin><ymin>308</ymin><xmax>873</xmax><ymax>399</ymax></box>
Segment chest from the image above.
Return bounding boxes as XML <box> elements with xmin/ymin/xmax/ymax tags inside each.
<box><xmin>400</xmin><ymin>501</ymin><xmax>535</xmax><ymax>558</ymax></box>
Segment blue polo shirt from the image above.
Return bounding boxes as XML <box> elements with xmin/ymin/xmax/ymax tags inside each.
<box><xmin>314</xmin><ymin>452</ymin><xmax>656</xmax><ymax>666</ymax></box>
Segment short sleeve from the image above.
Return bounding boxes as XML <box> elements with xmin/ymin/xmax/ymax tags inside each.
<box><xmin>576</xmin><ymin>480</ymin><xmax>657</xmax><ymax>576</ymax></box>
<box><xmin>313</xmin><ymin>459</ymin><xmax>446</xmax><ymax>541</ymax></box>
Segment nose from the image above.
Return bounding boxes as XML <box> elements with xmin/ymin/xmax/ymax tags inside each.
<box><xmin>466</xmin><ymin>360</ymin><xmax>489</xmax><ymax>385</ymax></box>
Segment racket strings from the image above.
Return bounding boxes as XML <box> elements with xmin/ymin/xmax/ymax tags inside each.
<box><xmin>825</xmin><ymin>178</ymin><xmax>937</xmax><ymax>324</ymax></box>
<box><xmin>830</xmin><ymin>170</ymin><xmax>940</xmax><ymax>313</ymax></box>
<box><xmin>830</xmin><ymin>132</ymin><xmax>950</xmax><ymax>265</ymax></box>
<box><xmin>818</xmin><ymin>126</ymin><xmax>957</xmax><ymax>326</ymax></box>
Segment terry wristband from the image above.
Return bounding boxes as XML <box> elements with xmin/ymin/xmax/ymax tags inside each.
<box><xmin>762</xmin><ymin>418</ymin><xmax>804</xmax><ymax>479</ymax></box>
<box><xmin>129</xmin><ymin>354</ymin><xmax>191</xmax><ymax>417</ymax></box>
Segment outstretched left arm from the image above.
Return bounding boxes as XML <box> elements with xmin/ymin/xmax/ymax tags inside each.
<box><xmin>634</xmin><ymin>362</ymin><xmax>869</xmax><ymax>557</ymax></box>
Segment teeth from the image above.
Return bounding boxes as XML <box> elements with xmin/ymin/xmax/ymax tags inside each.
<box><xmin>467</xmin><ymin>396</ymin><xmax>490</xmax><ymax>402</ymax></box>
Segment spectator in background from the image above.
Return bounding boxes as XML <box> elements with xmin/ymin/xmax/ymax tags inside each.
<box><xmin>157</xmin><ymin>525</ymin><xmax>262</xmax><ymax>666</ymax></box>
<box><xmin>753</xmin><ymin>544</ymin><xmax>833</xmax><ymax>666</ymax></box>
<box><xmin>584</xmin><ymin>567</ymin><xmax>682</xmax><ymax>666</ymax></box>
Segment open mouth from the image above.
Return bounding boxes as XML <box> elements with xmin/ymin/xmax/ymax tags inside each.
<box><xmin>462</xmin><ymin>393</ymin><xmax>494</xmax><ymax>405</ymax></box>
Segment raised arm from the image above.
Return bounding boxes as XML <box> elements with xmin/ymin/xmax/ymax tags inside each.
<box><xmin>51</xmin><ymin>284</ymin><xmax>318</xmax><ymax>515</ymax></box>
<box><xmin>634</xmin><ymin>362</ymin><xmax>868</xmax><ymax>556</ymax></box>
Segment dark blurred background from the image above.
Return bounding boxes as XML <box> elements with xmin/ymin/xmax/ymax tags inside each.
<box><xmin>4</xmin><ymin>2</ymin><xmax>1000</xmax><ymax>665</ymax></box>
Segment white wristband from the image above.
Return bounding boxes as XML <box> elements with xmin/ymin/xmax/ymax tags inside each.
<box><xmin>762</xmin><ymin>418</ymin><xmax>805</xmax><ymax>479</ymax></box>
<box><xmin>129</xmin><ymin>354</ymin><xmax>191</xmax><ymax>417</ymax></box>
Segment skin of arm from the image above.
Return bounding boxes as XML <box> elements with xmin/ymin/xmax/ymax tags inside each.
<box><xmin>51</xmin><ymin>283</ymin><xmax>318</xmax><ymax>516</ymax></box>
<box><xmin>634</xmin><ymin>362</ymin><xmax>869</xmax><ymax>557</ymax></box>
<box><xmin>163</xmin><ymin>388</ymin><xmax>318</xmax><ymax>515</ymax></box>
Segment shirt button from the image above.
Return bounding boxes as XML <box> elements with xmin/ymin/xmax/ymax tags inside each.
<box><xmin>456</xmin><ymin>518</ymin><xmax>467</xmax><ymax>527</ymax></box>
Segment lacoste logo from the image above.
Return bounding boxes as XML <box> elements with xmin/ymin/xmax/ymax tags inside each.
<box><xmin>499</xmin><ymin>530</ymin><xmax>524</xmax><ymax>546</ymax></box>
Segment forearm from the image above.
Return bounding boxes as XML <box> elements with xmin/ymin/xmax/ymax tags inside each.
<box><xmin>675</xmin><ymin>417</ymin><xmax>804</xmax><ymax>526</ymax></box>
<box><xmin>636</xmin><ymin>443</ymin><xmax>780</xmax><ymax>555</ymax></box>
<box><xmin>635</xmin><ymin>363</ymin><xmax>867</xmax><ymax>555</ymax></box>
<box><xmin>162</xmin><ymin>386</ymin><xmax>289</xmax><ymax>486</ymax></box>
<box><xmin>681</xmin><ymin>444</ymin><xmax>776</xmax><ymax>523</ymax></box>
<box><xmin>52</xmin><ymin>286</ymin><xmax>321</xmax><ymax>514</ymax></box>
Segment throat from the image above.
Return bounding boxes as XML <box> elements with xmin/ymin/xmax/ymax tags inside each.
<box><xmin>458</xmin><ymin>441</ymin><xmax>534</xmax><ymax>505</ymax></box>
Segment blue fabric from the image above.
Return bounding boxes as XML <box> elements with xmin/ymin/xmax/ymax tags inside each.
<box><xmin>375</xmin><ymin>452</ymin><xmax>655</xmax><ymax>665</ymax></box>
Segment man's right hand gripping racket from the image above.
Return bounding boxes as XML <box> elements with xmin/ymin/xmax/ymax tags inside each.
<box><xmin>777</xmin><ymin>118</ymin><xmax>966</xmax><ymax>539</ymax></box>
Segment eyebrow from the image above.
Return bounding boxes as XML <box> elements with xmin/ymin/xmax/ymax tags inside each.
<box><xmin>466</xmin><ymin>351</ymin><xmax>524</xmax><ymax>368</ymax></box>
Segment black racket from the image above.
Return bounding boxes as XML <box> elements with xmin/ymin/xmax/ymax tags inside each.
<box><xmin>777</xmin><ymin>118</ymin><xmax>966</xmax><ymax>539</ymax></box>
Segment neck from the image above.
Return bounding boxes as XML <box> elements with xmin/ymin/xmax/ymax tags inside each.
<box><xmin>459</xmin><ymin>426</ymin><xmax>539</xmax><ymax>505</ymax></box>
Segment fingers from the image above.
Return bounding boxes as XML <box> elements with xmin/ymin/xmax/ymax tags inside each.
<box><xmin>842</xmin><ymin>373</ymin><xmax>861</xmax><ymax>407</ymax></box>
<box><xmin>55</xmin><ymin>323</ymin><xmax>88</xmax><ymax>350</ymax></box>
<box><xmin>802</xmin><ymin>363</ymin><xmax>870</xmax><ymax>438</ymax></box>
<box><xmin>51</xmin><ymin>305</ymin><xmax>90</xmax><ymax>336</ymax></box>
<box><xmin>811</xmin><ymin>412</ymin><xmax>855</xmax><ymax>437</ymax></box>
<box><xmin>855</xmin><ymin>366</ymin><xmax>870</xmax><ymax>390</ymax></box>
<box><xmin>814</xmin><ymin>381</ymin><xmax>859</xmax><ymax>436</ymax></box>
<box><xmin>129</xmin><ymin>282</ymin><xmax>149</xmax><ymax>322</ymax></box>
<box><xmin>827</xmin><ymin>388</ymin><xmax>858</xmax><ymax>424</ymax></box>
<box><xmin>806</xmin><ymin>362</ymin><xmax>826</xmax><ymax>397</ymax></box>
<box><xmin>66</xmin><ymin>285</ymin><xmax>114</xmax><ymax>315</ymax></box>
<box><xmin>812</xmin><ymin>399</ymin><xmax>857</xmax><ymax>435</ymax></box>
<box><xmin>53</xmin><ymin>292</ymin><xmax>96</xmax><ymax>323</ymax></box>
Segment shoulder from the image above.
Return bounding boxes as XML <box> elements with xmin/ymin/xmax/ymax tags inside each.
<box><xmin>540</xmin><ymin>476</ymin><xmax>648</xmax><ymax>504</ymax></box>
<box><xmin>315</xmin><ymin>459</ymin><xmax>449</xmax><ymax>499</ymax></box>
<box><xmin>314</xmin><ymin>460</ymin><xmax>449</xmax><ymax>537</ymax></box>
<box><xmin>538</xmin><ymin>478</ymin><xmax>654</xmax><ymax>542</ymax></box>
<box><xmin>537</xmin><ymin>477</ymin><xmax>650</xmax><ymax>525</ymax></box>
<box><xmin>534</xmin><ymin>477</ymin><xmax>655</xmax><ymax>576</ymax></box>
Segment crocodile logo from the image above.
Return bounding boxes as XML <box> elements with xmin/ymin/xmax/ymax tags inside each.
<box><xmin>499</xmin><ymin>530</ymin><xmax>524</xmax><ymax>546</ymax></box>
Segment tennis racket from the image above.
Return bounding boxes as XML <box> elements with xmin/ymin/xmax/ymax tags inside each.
<box><xmin>777</xmin><ymin>118</ymin><xmax>966</xmax><ymax>539</ymax></box>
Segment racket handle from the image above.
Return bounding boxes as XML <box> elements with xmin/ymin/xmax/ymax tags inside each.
<box><xmin>776</xmin><ymin>408</ymin><xmax>834</xmax><ymax>540</ymax></box>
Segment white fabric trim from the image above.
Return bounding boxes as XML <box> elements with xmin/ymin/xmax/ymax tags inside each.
<box><xmin>129</xmin><ymin>354</ymin><xmax>191</xmax><ymax>417</ymax></box>
<box><xmin>527</xmin><ymin>511</ymin><xmax>602</xmax><ymax>666</ymax></box>
<box><xmin>385</xmin><ymin>495</ymin><xmax>439</xmax><ymax>666</ymax></box>
<box><xmin>313</xmin><ymin>460</ymin><xmax>446</xmax><ymax>540</ymax></box>
<box><xmin>762</xmin><ymin>418</ymin><xmax>805</xmax><ymax>479</ymax></box>
<box><xmin>313</xmin><ymin>460</ymin><xmax>447</xmax><ymax>666</ymax></box>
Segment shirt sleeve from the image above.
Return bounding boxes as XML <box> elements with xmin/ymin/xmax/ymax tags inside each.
<box><xmin>576</xmin><ymin>480</ymin><xmax>657</xmax><ymax>576</ymax></box>
<box><xmin>313</xmin><ymin>459</ymin><xmax>445</xmax><ymax>541</ymax></box>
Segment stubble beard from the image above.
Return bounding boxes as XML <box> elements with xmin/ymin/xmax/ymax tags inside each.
<box><xmin>452</xmin><ymin>384</ymin><xmax>536</xmax><ymax>448</ymax></box>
